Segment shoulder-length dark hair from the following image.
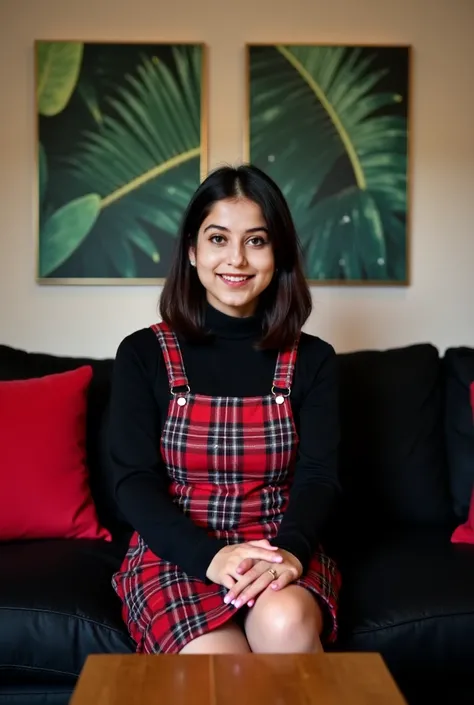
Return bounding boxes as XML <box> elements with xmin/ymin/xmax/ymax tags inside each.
<box><xmin>160</xmin><ymin>164</ymin><xmax>312</xmax><ymax>349</ymax></box>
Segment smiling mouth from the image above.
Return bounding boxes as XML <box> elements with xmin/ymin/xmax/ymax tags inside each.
<box><xmin>217</xmin><ymin>274</ymin><xmax>254</xmax><ymax>287</ymax></box>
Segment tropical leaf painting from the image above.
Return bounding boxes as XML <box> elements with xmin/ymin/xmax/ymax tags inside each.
<box><xmin>247</xmin><ymin>44</ymin><xmax>410</xmax><ymax>284</ymax></box>
<box><xmin>35</xmin><ymin>41</ymin><xmax>206</xmax><ymax>282</ymax></box>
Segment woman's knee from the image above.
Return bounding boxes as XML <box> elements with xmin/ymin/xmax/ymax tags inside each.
<box><xmin>244</xmin><ymin>586</ymin><xmax>323</xmax><ymax>653</ymax></box>
<box><xmin>179</xmin><ymin>621</ymin><xmax>250</xmax><ymax>654</ymax></box>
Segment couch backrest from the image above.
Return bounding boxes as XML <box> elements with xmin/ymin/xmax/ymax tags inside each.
<box><xmin>0</xmin><ymin>341</ymin><xmax>456</xmax><ymax>544</ymax></box>
<box><xmin>335</xmin><ymin>343</ymin><xmax>454</xmax><ymax>536</ymax></box>
<box><xmin>443</xmin><ymin>346</ymin><xmax>474</xmax><ymax>521</ymax></box>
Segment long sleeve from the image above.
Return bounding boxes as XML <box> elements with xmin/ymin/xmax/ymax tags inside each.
<box><xmin>107</xmin><ymin>334</ymin><xmax>227</xmax><ymax>581</ymax></box>
<box><xmin>270</xmin><ymin>344</ymin><xmax>340</xmax><ymax>571</ymax></box>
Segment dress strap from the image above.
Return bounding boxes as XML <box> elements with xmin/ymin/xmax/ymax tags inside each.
<box><xmin>151</xmin><ymin>322</ymin><xmax>189</xmax><ymax>391</ymax></box>
<box><xmin>272</xmin><ymin>337</ymin><xmax>300</xmax><ymax>395</ymax></box>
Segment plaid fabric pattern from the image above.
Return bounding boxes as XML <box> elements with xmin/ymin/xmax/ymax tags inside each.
<box><xmin>112</xmin><ymin>322</ymin><xmax>340</xmax><ymax>653</ymax></box>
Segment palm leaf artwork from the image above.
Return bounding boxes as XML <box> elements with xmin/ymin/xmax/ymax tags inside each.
<box><xmin>37</xmin><ymin>43</ymin><xmax>205</xmax><ymax>280</ymax></box>
<box><xmin>37</xmin><ymin>41</ymin><xmax>83</xmax><ymax>117</ymax></box>
<box><xmin>37</xmin><ymin>42</ymin><xmax>102</xmax><ymax>277</ymax></box>
<box><xmin>248</xmin><ymin>45</ymin><xmax>409</xmax><ymax>283</ymax></box>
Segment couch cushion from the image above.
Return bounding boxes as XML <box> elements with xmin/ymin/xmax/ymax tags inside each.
<box><xmin>452</xmin><ymin>488</ymin><xmax>474</xmax><ymax>544</ymax></box>
<box><xmin>336</xmin><ymin>344</ymin><xmax>453</xmax><ymax>530</ymax></box>
<box><xmin>0</xmin><ymin>539</ymin><xmax>134</xmax><ymax>684</ymax></box>
<box><xmin>444</xmin><ymin>347</ymin><xmax>474</xmax><ymax>520</ymax></box>
<box><xmin>0</xmin><ymin>345</ymin><xmax>129</xmax><ymax>539</ymax></box>
<box><xmin>450</xmin><ymin>380</ymin><xmax>474</xmax><ymax>544</ymax></box>
<box><xmin>336</xmin><ymin>527</ymin><xmax>474</xmax><ymax>680</ymax></box>
<box><xmin>0</xmin><ymin>367</ymin><xmax>111</xmax><ymax>543</ymax></box>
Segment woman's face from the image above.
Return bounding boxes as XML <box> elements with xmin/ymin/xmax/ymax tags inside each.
<box><xmin>189</xmin><ymin>198</ymin><xmax>275</xmax><ymax>318</ymax></box>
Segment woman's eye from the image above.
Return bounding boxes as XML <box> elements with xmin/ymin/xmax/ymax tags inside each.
<box><xmin>248</xmin><ymin>236</ymin><xmax>267</xmax><ymax>246</ymax></box>
<box><xmin>210</xmin><ymin>235</ymin><xmax>225</xmax><ymax>244</ymax></box>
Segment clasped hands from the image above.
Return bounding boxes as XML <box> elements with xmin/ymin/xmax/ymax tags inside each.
<box><xmin>206</xmin><ymin>539</ymin><xmax>303</xmax><ymax>609</ymax></box>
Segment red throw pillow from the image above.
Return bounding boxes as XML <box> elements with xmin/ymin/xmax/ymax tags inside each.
<box><xmin>451</xmin><ymin>381</ymin><xmax>474</xmax><ymax>544</ymax></box>
<box><xmin>0</xmin><ymin>366</ymin><xmax>111</xmax><ymax>541</ymax></box>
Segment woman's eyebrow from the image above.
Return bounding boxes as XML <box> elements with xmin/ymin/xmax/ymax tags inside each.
<box><xmin>203</xmin><ymin>224</ymin><xmax>269</xmax><ymax>233</ymax></box>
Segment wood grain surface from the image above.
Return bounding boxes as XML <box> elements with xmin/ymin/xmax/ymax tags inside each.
<box><xmin>70</xmin><ymin>652</ymin><xmax>407</xmax><ymax>705</ymax></box>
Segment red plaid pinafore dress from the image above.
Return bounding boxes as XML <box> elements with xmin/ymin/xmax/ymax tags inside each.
<box><xmin>112</xmin><ymin>322</ymin><xmax>340</xmax><ymax>653</ymax></box>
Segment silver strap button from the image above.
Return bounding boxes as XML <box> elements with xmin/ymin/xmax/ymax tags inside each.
<box><xmin>271</xmin><ymin>384</ymin><xmax>291</xmax><ymax>405</ymax></box>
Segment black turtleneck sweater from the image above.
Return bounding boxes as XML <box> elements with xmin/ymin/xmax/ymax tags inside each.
<box><xmin>108</xmin><ymin>305</ymin><xmax>340</xmax><ymax>581</ymax></box>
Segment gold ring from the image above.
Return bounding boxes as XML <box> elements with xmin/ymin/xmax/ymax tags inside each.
<box><xmin>267</xmin><ymin>568</ymin><xmax>278</xmax><ymax>580</ymax></box>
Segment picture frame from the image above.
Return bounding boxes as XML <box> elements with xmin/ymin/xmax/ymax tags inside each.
<box><xmin>35</xmin><ymin>40</ymin><xmax>208</xmax><ymax>285</ymax></box>
<box><xmin>244</xmin><ymin>43</ymin><xmax>411</xmax><ymax>286</ymax></box>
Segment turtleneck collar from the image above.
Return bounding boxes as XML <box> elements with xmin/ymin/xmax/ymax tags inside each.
<box><xmin>204</xmin><ymin>303</ymin><xmax>263</xmax><ymax>340</ymax></box>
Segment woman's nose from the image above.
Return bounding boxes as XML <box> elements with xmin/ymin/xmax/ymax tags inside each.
<box><xmin>227</xmin><ymin>245</ymin><xmax>247</xmax><ymax>267</ymax></box>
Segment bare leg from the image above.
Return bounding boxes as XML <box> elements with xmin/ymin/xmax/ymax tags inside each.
<box><xmin>244</xmin><ymin>585</ymin><xmax>324</xmax><ymax>654</ymax></box>
<box><xmin>180</xmin><ymin>621</ymin><xmax>251</xmax><ymax>654</ymax></box>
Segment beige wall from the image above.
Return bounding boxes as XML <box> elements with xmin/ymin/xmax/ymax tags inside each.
<box><xmin>0</xmin><ymin>0</ymin><xmax>473</xmax><ymax>358</ymax></box>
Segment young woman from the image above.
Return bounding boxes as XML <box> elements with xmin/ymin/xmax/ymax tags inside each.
<box><xmin>109</xmin><ymin>164</ymin><xmax>341</xmax><ymax>655</ymax></box>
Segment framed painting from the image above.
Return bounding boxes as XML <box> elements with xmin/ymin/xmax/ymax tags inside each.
<box><xmin>35</xmin><ymin>41</ymin><xmax>207</xmax><ymax>284</ymax></box>
<box><xmin>245</xmin><ymin>44</ymin><xmax>411</xmax><ymax>285</ymax></box>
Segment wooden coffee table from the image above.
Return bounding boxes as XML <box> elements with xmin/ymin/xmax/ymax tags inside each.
<box><xmin>70</xmin><ymin>653</ymin><xmax>407</xmax><ymax>704</ymax></box>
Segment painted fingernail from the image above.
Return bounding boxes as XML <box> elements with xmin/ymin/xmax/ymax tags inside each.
<box><xmin>234</xmin><ymin>600</ymin><xmax>241</xmax><ymax>609</ymax></box>
<box><xmin>224</xmin><ymin>596</ymin><xmax>230</xmax><ymax>604</ymax></box>
<box><xmin>247</xmin><ymin>600</ymin><xmax>255</xmax><ymax>607</ymax></box>
<box><xmin>272</xmin><ymin>583</ymin><xmax>278</xmax><ymax>590</ymax></box>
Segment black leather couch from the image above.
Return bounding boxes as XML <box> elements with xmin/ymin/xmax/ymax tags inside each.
<box><xmin>1</xmin><ymin>341</ymin><xmax>473</xmax><ymax>705</ymax></box>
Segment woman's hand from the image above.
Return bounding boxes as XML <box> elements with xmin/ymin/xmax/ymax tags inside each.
<box><xmin>206</xmin><ymin>540</ymin><xmax>283</xmax><ymax>590</ymax></box>
<box><xmin>223</xmin><ymin>549</ymin><xmax>303</xmax><ymax>608</ymax></box>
